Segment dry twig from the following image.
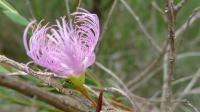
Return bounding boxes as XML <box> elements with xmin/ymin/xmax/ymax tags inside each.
<box><xmin>0</xmin><ymin>74</ymin><xmax>88</xmax><ymax>112</ymax></box>
<box><xmin>174</xmin><ymin>0</ymin><xmax>188</xmax><ymax>14</ymax></box>
<box><xmin>0</xmin><ymin>55</ymin><xmax>72</xmax><ymax>95</ymax></box>
<box><xmin>127</xmin><ymin>41</ymin><xmax>168</xmax><ymax>90</ymax></box>
<box><xmin>171</xmin><ymin>68</ymin><xmax>200</xmax><ymax>111</ymax></box>
<box><xmin>151</xmin><ymin>1</ymin><xmax>167</xmax><ymax>21</ymax></box>
<box><xmin>120</xmin><ymin>0</ymin><xmax>161</xmax><ymax>52</ymax></box>
<box><xmin>95</xmin><ymin>0</ymin><xmax>118</xmax><ymax>53</ymax></box>
<box><xmin>25</xmin><ymin>0</ymin><xmax>35</xmax><ymax>20</ymax></box>
<box><xmin>161</xmin><ymin>0</ymin><xmax>176</xmax><ymax>112</ymax></box>
<box><xmin>175</xmin><ymin>7</ymin><xmax>200</xmax><ymax>38</ymax></box>
<box><xmin>65</xmin><ymin>0</ymin><xmax>71</xmax><ymax>21</ymax></box>
<box><xmin>95</xmin><ymin>62</ymin><xmax>140</xmax><ymax>112</ymax></box>
<box><xmin>92</xmin><ymin>86</ymin><xmax>160</xmax><ymax>112</ymax></box>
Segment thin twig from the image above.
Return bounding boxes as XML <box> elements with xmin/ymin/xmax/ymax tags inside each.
<box><xmin>99</xmin><ymin>0</ymin><xmax>118</xmax><ymax>42</ymax></box>
<box><xmin>77</xmin><ymin>0</ymin><xmax>82</xmax><ymax>9</ymax></box>
<box><xmin>161</xmin><ymin>0</ymin><xmax>176</xmax><ymax>112</ymax></box>
<box><xmin>95</xmin><ymin>0</ymin><xmax>118</xmax><ymax>53</ymax></box>
<box><xmin>127</xmin><ymin>41</ymin><xmax>168</xmax><ymax>89</ymax></box>
<box><xmin>151</xmin><ymin>1</ymin><xmax>167</xmax><ymax>21</ymax></box>
<box><xmin>65</xmin><ymin>0</ymin><xmax>71</xmax><ymax>21</ymax></box>
<box><xmin>151</xmin><ymin>73</ymin><xmax>198</xmax><ymax>100</ymax></box>
<box><xmin>177</xmin><ymin>52</ymin><xmax>200</xmax><ymax>60</ymax></box>
<box><xmin>172</xmin><ymin>68</ymin><xmax>200</xmax><ymax>111</ymax></box>
<box><xmin>92</xmin><ymin>86</ymin><xmax>127</xmax><ymax>97</ymax></box>
<box><xmin>86</xmin><ymin>85</ymin><xmax>133</xmax><ymax>112</ymax></box>
<box><xmin>185</xmin><ymin>100</ymin><xmax>200</xmax><ymax>112</ymax></box>
<box><xmin>172</xmin><ymin>75</ymin><xmax>192</xmax><ymax>85</ymax></box>
<box><xmin>120</xmin><ymin>0</ymin><xmax>161</xmax><ymax>52</ymax></box>
<box><xmin>187</xmin><ymin>88</ymin><xmax>200</xmax><ymax>95</ymax></box>
<box><xmin>92</xmin><ymin>86</ymin><xmax>147</xmax><ymax>103</ymax></box>
<box><xmin>91</xmin><ymin>86</ymin><xmax>159</xmax><ymax>111</ymax></box>
<box><xmin>0</xmin><ymin>55</ymin><xmax>71</xmax><ymax>95</ymax></box>
<box><xmin>25</xmin><ymin>0</ymin><xmax>35</xmax><ymax>20</ymax></box>
<box><xmin>152</xmin><ymin>1</ymin><xmax>165</xmax><ymax>15</ymax></box>
<box><xmin>181</xmin><ymin>68</ymin><xmax>200</xmax><ymax>96</ymax></box>
<box><xmin>176</xmin><ymin>7</ymin><xmax>200</xmax><ymax>49</ymax></box>
<box><xmin>4</xmin><ymin>71</ymin><xmax>27</xmax><ymax>76</ymax></box>
<box><xmin>0</xmin><ymin>74</ymin><xmax>87</xmax><ymax>112</ymax></box>
<box><xmin>129</xmin><ymin>67</ymin><xmax>162</xmax><ymax>91</ymax></box>
<box><xmin>84</xmin><ymin>84</ymin><xmax>110</xmax><ymax>105</ymax></box>
<box><xmin>95</xmin><ymin>62</ymin><xmax>140</xmax><ymax>112</ymax></box>
<box><xmin>174</xmin><ymin>0</ymin><xmax>188</xmax><ymax>14</ymax></box>
<box><xmin>175</xmin><ymin>7</ymin><xmax>200</xmax><ymax>38</ymax></box>
<box><xmin>129</xmin><ymin>51</ymin><xmax>200</xmax><ymax>101</ymax></box>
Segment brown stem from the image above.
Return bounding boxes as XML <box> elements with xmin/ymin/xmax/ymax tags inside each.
<box><xmin>0</xmin><ymin>74</ymin><xmax>87</xmax><ymax>112</ymax></box>
<box><xmin>0</xmin><ymin>55</ymin><xmax>93</xmax><ymax>109</ymax></box>
<box><xmin>0</xmin><ymin>55</ymin><xmax>71</xmax><ymax>95</ymax></box>
<box><xmin>161</xmin><ymin>0</ymin><xmax>176</xmax><ymax>112</ymax></box>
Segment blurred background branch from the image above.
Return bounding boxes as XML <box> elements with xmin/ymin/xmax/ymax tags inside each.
<box><xmin>1</xmin><ymin>0</ymin><xmax>200</xmax><ymax>112</ymax></box>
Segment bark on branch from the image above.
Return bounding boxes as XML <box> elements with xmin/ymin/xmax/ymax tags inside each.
<box><xmin>0</xmin><ymin>55</ymin><xmax>71</xmax><ymax>95</ymax></box>
<box><xmin>0</xmin><ymin>74</ymin><xmax>87</xmax><ymax>112</ymax></box>
<box><xmin>161</xmin><ymin>0</ymin><xmax>176</xmax><ymax>112</ymax></box>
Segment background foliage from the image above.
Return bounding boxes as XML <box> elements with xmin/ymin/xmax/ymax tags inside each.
<box><xmin>0</xmin><ymin>0</ymin><xmax>200</xmax><ymax>112</ymax></box>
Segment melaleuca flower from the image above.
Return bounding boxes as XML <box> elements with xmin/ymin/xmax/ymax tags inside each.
<box><xmin>23</xmin><ymin>8</ymin><xmax>99</xmax><ymax>77</ymax></box>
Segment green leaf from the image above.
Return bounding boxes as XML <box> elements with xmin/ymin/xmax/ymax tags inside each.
<box><xmin>0</xmin><ymin>87</ymin><xmax>58</xmax><ymax>112</ymax></box>
<box><xmin>85</xmin><ymin>77</ymin><xmax>96</xmax><ymax>86</ymax></box>
<box><xmin>0</xmin><ymin>0</ymin><xmax>17</xmax><ymax>14</ymax></box>
<box><xmin>3</xmin><ymin>10</ymin><xmax>28</xmax><ymax>26</ymax></box>
<box><xmin>0</xmin><ymin>65</ymin><xmax>9</xmax><ymax>73</ymax></box>
<box><xmin>86</xmin><ymin>68</ymin><xmax>95</xmax><ymax>75</ymax></box>
<box><xmin>19</xmin><ymin>75</ymin><xmax>41</xmax><ymax>84</ymax></box>
<box><xmin>0</xmin><ymin>0</ymin><xmax>28</xmax><ymax>26</ymax></box>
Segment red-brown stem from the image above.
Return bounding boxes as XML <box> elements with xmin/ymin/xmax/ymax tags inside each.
<box><xmin>161</xmin><ymin>0</ymin><xmax>176</xmax><ymax>112</ymax></box>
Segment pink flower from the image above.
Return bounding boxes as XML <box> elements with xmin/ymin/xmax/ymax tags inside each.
<box><xmin>23</xmin><ymin>8</ymin><xmax>99</xmax><ymax>77</ymax></box>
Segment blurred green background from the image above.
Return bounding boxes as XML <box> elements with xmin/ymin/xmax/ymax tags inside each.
<box><xmin>0</xmin><ymin>0</ymin><xmax>200</xmax><ymax>112</ymax></box>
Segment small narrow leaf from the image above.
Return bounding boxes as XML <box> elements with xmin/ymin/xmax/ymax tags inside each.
<box><xmin>3</xmin><ymin>10</ymin><xmax>28</xmax><ymax>26</ymax></box>
<box><xmin>96</xmin><ymin>91</ymin><xmax>103</xmax><ymax>112</ymax></box>
<box><xmin>85</xmin><ymin>77</ymin><xmax>96</xmax><ymax>86</ymax></box>
<box><xmin>0</xmin><ymin>0</ymin><xmax>17</xmax><ymax>13</ymax></box>
<box><xmin>0</xmin><ymin>0</ymin><xmax>29</xmax><ymax>26</ymax></box>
